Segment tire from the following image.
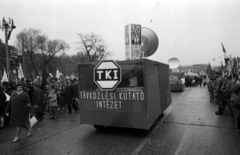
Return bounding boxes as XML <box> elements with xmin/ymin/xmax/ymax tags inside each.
<box><xmin>93</xmin><ymin>125</ymin><xmax>105</xmax><ymax>130</ymax></box>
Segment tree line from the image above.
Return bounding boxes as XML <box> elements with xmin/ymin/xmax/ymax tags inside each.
<box><xmin>0</xmin><ymin>28</ymin><xmax>112</xmax><ymax>90</ymax></box>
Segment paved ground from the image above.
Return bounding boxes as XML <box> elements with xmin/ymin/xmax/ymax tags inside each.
<box><xmin>0</xmin><ymin>86</ymin><xmax>239</xmax><ymax>155</ymax></box>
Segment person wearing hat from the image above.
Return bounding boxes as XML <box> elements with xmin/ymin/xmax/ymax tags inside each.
<box><xmin>5</xmin><ymin>81</ymin><xmax>34</xmax><ymax>142</ymax></box>
<box><xmin>64</xmin><ymin>79</ymin><xmax>78</xmax><ymax>114</ymax></box>
<box><xmin>212</xmin><ymin>69</ymin><xmax>225</xmax><ymax>115</ymax></box>
<box><xmin>221</xmin><ymin>71</ymin><xmax>234</xmax><ymax>116</ymax></box>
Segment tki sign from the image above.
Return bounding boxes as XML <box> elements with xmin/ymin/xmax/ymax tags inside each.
<box><xmin>94</xmin><ymin>60</ymin><xmax>122</xmax><ymax>91</ymax></box>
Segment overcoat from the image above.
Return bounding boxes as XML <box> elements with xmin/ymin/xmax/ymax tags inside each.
<box><xmin>5</xmin><ymin>91</ymin><xmax>33</xmax><ymax>126</ymax></box>
<box><xmin>0</xmin><ymin>90</ymin><xmax>7</xmax><ymax>117</ymax></box>
<box><xmin>213</xmin><ymin>76</ymin><xmax>225</xmax><ymax>102</ymax></box>
<box><xmin>64</xmin><ymin>85</ymin><xmax>73</xmax><ymax>104</ymax></box>
<box><xmin>58</xmin><ymin>87</ymin><xmax>66</xmax><ymax>107</ymax></box>
<box><xmin>32</xmin><ymin>88</ymin><xmax>44</xmax><ymax>113</ymax></box>
<box><xmin>73</xmin><ymin>83</ymin><xmax>79</xmax><ymax>99</ymax></box>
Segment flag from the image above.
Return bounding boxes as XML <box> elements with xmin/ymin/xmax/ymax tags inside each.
<box><xmin>18</xmin><ymin>63</ymin><xmax>24</xmax><ymax>79</ymax></box>
<box><xmin>1</xmin><ymin>68</ymin><xmax>9</xmax><ymax>83</ymax></box>
<box><xmin>221</xmin><ymin>42</ymin><xmax>229</xmax><ymax>65</ymax></box>
<box><xmin>56</xmin><ymin>68</ymin><xmax>61</xmax><ymax>79</ymax></box>
<box><xmin>56</xmin><ymin>68</ymin><xmax>63</xmax><ymax>82</ymax></box>
<box><xmin>226</xmin><ymin>57</ymin><xmax>234</xmax><ymax>76</ymax></box>
<box><xmin>232</xmin><ymin>57</ymin><xmax>238</xmax><ymax>76</ymax></box>
<box><xmin>206</xmin><ymin>63</ymin><xmax>213</xmax><ymax>80</ymax></box>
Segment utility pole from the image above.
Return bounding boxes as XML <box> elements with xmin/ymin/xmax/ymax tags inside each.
<box><xmin>21</xmin><ymin>37</ymin><xmax>28</xmax><ymax>78</ymax></box>
<box><xmin>0</xmin><ymin>17</ymin><xmax>16</xmax><ymax>81</ymax></box>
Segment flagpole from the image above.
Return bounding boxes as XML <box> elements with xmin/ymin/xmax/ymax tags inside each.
<box><xmin>0</xmin><ymin>17</ymin><xmax>16</xmax><ymax>82</ymax></box>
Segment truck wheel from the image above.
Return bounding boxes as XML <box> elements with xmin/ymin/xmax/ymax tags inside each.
<box><xmin>93</xmin><ymin>125</ymin><xmax>105</xmax><ymax>130</ymax></box>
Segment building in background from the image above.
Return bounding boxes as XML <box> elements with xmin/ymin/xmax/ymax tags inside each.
<box><xmin>180</xmin><ymin>64</ymin><xmax>209</xmax><ymax>73</ymax></box>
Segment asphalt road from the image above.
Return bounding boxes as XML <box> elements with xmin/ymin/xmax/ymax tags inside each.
<box><xmin>0</xmin><ymin>86</ymin><xmax>240</xmax><ymax>155</ymax></box>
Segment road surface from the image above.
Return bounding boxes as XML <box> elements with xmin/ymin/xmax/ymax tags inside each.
<box><xmin>0</xmin><ymin>86</ymin><xmax>239</xmax><ymax>155</ymax></box>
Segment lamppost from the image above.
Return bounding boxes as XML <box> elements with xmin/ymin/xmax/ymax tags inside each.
<box><xmin>0</xmin><ymin>17</ymin><xmax>16</xmax><ymax>81</ymax></box>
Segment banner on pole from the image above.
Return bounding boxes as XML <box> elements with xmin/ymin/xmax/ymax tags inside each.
<box><xmin>18</xmin><ymin>63</ymin><xmax>24</xmax><ymax>79</ymax></box>
<box><xmin>1</xmin><ymin>68</ymin><xmax>9</xmax><ymax>83</ymax></box>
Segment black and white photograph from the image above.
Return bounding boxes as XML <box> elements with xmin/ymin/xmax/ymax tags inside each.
<box><xmin>0</xmin><ymin>0</ymin><xmax>240</xmax><ymax>155</ymax></box>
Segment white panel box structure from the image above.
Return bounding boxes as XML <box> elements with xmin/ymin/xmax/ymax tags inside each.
<box><xmin>125</xmin><ymin>24</ymin><xmax>142</xmax><ymax>60</ymax></box>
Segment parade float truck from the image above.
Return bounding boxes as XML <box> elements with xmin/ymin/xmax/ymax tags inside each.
<box><xmin>168</xmin><ymin>58</ymin><xmax>185</xmax><ymax>92</ymax></box>
<box><xmin>170</xmin><ymin>72</ymin><xmax>185</xmax><ymax>92</ymax></box>
<box><xmin>77</xmin><ymin>59</ymin><xmax>171</xmax><ymax>130</ymax></box>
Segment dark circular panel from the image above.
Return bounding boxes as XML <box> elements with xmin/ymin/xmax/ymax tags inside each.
<box><xmin>141</xmin><ymin>27</ymin><xmax>159</xmax><ymax>57</ymax></box>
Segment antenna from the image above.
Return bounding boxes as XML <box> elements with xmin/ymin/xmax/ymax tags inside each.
<box><xmin>168</xmin><ymin>57</ymin><xmax>181</xmax><ymax>70</ymax></box>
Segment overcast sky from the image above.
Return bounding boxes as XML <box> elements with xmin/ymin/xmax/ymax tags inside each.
<box><xmin>1</xmin><ymin>0</ymin><xmax>240</xmax><ymax>66</ymax></box>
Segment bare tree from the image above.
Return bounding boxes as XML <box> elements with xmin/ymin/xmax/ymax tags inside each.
<box><xmin>16</xmin><ymin>28</ymin><xmax>44</xmax><ymax>76</ymax></box>
<box><xmin>38</xmin><ymin>36</ymin><xmax>69</xmax><ymax>91</ymax></box>
<box><xmin>38</xmin><ymin>37</ymin><xmax>69</xmax><ymax>66</ymax></box>
<box><xmin>76</xmin><ymin>32</ymin><xmax>112</xmax><ymax>62</ymax></box>
<box><xmin>15</xmin><ymin>28</ymin><xmax>69</xmax><ymax>91</ymax></box>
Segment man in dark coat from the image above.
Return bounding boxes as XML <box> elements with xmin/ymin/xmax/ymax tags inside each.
<box><xmin>32</xmin><ymin>79</ymin><xmax>44</xmax><ymax>121</ymax></box>
<box><xmin>212</xmin><ymin>70</ymin><xmax>224</xmax><ymax>115</ymax></box>
<box><xmin>64</xmin><ymin>79</ymin><xmax>78</xmax><ymax>114</ymax></box>
<box><xmin>72</xmin><ymin>78</ymin><xmax>79</xmax><ymax>110</ymax></box>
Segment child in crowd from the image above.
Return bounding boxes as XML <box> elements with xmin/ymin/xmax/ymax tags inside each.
<box><xmin>48</xmin><ymin>87</ymin><xmax>58</xmax><ymax>119</ymax></box>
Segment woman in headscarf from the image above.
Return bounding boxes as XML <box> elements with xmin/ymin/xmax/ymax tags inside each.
<box><xmin>5</xmin><ymin>81</ymin><xmax>34</xmax><ymax>142</ymax></box>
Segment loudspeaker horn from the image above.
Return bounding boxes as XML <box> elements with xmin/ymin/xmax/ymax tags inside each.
<box><xmin>141</xmin><ymin>27</ymin><xmax>159</xmax><ymax>57</ymax></box>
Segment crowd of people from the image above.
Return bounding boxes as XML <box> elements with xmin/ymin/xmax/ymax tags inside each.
<box><xmin>207</xmin><ymin>69</ymin><xmax>240</xmax><ymax>133</ymax></box>
<box><xmin>1</xmin><ymin>69</ymin><xmax>240</xmax><ymax>143</ymax></box>
<box><xmin>182</xmin><ymin>69</ymin><xmax>240</xmax><ymax>133</ymax></box>
<box><xmin>0</xmin><ymin>77</ymin><xmax>79</xmax><ymax>142</ymax></box>
<box><xmin>184</xmin><ymin>72</ymin><xmax>207</xmax><ymax>87</ymax></box>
